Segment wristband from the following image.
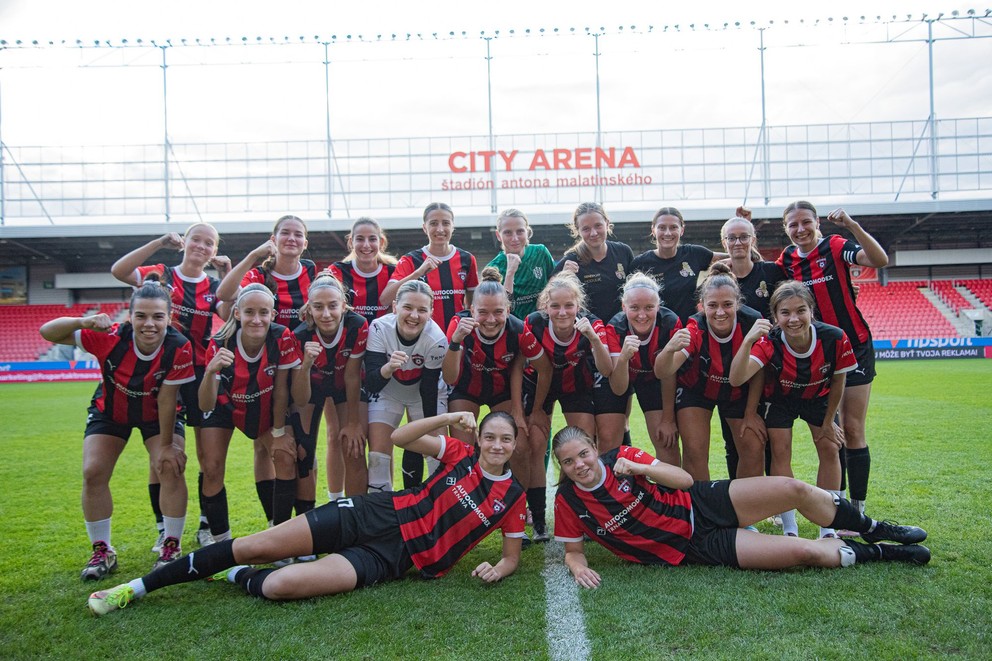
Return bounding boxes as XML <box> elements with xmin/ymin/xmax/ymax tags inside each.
<box><xmin>271</xmin><ymin>426</ymin><xmax>286</xmax><ymax>438</ymax></box>
<box><xmin>448</xmin><ymin>341</ymin><xmax>462</xmax><ymax>351</ymax></box>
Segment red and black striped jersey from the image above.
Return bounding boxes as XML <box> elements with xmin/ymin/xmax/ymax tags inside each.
<box><xmin>748</xmin><ymin>321</ymin><xmax>857</xmax><ymax>401</ymax></box>
<box><xmin>393</xmin><ymin>437</ymin><xmax>526</xmax><ymax>578</ymax></box>
<box><xmin>76</xmin><ymin>324</ymin><xmax>194</xmax><ymax>426</ymax></box>
<box><xmin>678</xmin><ymin>306</ymin><xmax>762</xmax><ymax>402</ymax></box>
<box><xmin>777</xmin><ymin>235</ymin><xmax>871</xmax><ymax>344</ymax></box>
<box><xmin>445</xmin><ymin>312</ymin><xmax>543</xmax><ymax>400</ymax></box>
<box><xmin>293</xmin><ymin>311</ymin><xmax>368</xmax><ymax>401</ymax></box>
<box><xmin>554</xmin><ymin>445</ymin><xmax>693</xmax><ymax>566</ymax></box>
<box><xmin>136</xmin><ymin>264</ymin><xmax>220</xmax><ymax>367</ymax></box>
<box><xmin>206</xmin><ymin>323</ymin><xmax>302</xmax><ymax>438</ymax></box>
<box><xmin>606</xmin><ymin>309</ymin><xmax>682</xmax><ymax>387</ymax></box>
<box><xmin>329</xmin><ymin>260</ymin><xmax>395</xmax><ymax>324</ymax></box>
<box><xmin>241</xmin><ymin>259</ymin><xmax>317</xmax><ymax>332</ymax></box>
<box><xmin>390</xmin><ymin>246</ymin><xmax>479</xmax><ymax>329</ymax></box>
<box><xmin>523</xmin><ymin>311</ymin><xmax>608</xmax><ymax>394</ymax></box>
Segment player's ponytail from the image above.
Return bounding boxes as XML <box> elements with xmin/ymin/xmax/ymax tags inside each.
<box><xmin>130</xmin><ymin>274</ymin><xmax>172</xmax><ymax>314</ymax></box>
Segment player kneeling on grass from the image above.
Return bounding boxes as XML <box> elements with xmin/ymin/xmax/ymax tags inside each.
<box><xmin>551</xmin><ymin>427</ymin><xmax>929</xmax><ymax>588</ymax></box>
<box><xmin>88</xmin><ymin>411</ymin><xmax>526</xmax><ymax>615</ymax></box>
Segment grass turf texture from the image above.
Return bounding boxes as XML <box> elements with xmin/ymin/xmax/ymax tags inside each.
<box><xmin>0</xmin><ymin>360</ymin><xmax>989</xmax><ymax>659</ymax></box>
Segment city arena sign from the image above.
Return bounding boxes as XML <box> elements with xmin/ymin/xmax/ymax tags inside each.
<box><xmin>443</xmin><ymin>146</ymin><xmax>651</xmax><ymax>190</ymax></box>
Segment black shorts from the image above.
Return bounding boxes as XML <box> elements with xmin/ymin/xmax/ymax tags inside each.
<box><xmin>523</xmin><ymin>376</ymin><xmax>592</xmax><ymax>416</ymax></box>
<box><xmin>845</xmin><ymin>340</ymin><xmax>876</xmax><ymax>387</ymax></box>
<box><xmin>761</xmin><ymin>397</ymin><xmax>829</xmax><ymax>429</ymax></box>
<box><xmin>178</xmin><ymin>366</ymin><xmax>208</xmax><ymax>427</ymax></box>
<box><xmin>593</xmin><ymin>374</ymin><xmax>629</xmax><ymax>415</ymax></box>
<box><xmin>681</xmin><ymin>480</ymin><xmax>740</xmax><ymax>568</ymax></box>
<box><xmin>305</xmin><ymin>491</ymin><xmax>414</xmax><ymax>588</ymax></box>
<box><xmin>199</xmin><ymin>404</ymin><xmax>236</xmax><ymax>432</ymax></box>
<box><xmin>84</xmin><ymin>404</ymin><xmax>186</xmax><ymax>443</ymax></box>
<box><xmin>632</xmin><ymin>380</ymin><xmax>664</xmax><ymax>414</ymax></box>
<box><xmin>449</xmin><ymin>387</ymin><xmax>510</xmax><ymax>408</ymax></box>
<box><xmin>675</xmin><ymin>387</ymin><xmax>747</xmax><ymax>419</ymax></box>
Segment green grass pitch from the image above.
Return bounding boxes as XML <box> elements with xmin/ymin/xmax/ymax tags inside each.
<box><xmin>0</xmin><ymin>360</ymin><xmax>989</xmax><ymax>659</ymax></box>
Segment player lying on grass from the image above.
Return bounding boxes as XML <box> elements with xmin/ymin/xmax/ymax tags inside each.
<box><xmin>88</xmin><ymin>411</ymin><xmax>526</xmax><ymax>615</ymax></box>
<box><xmin>551</xmin><ymin>427</ymin><xmax>929</xmax><ymax>588</ymax></box>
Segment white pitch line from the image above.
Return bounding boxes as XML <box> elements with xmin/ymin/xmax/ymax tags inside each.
<box><xmin>543</xmin><ymin>465</ymin><xmax>591</xmax><ymax>661</ymax></box>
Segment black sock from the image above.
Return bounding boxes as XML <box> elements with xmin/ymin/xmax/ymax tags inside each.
<box><xmin>197</xmin><ymin>473</ymin><xmax>209</xmax><ymax>529</ymax></box>
<box><xmin>142</xmin><ymin>539</ymin><xmax>236</xmax><ymax>593</ymax></box>
<box><xmin>235</xmin><ymin>567</ymin><xmax>276</xmax><ymax>599</ymax></box>
<box><xmin>149</xmin><ymin>483</ymin><xmax>163</xmax><ymax>526</ymax></box>
<box><xmin>527</xmin><ymin>487</ymin><xmax>547</xmax><ymax>528</ymax></box>
<box><xmin>763</xmin><ymin>441</ymin><xmax>773</xmax><ymax>477</ymax></box>
<box><xmin>294</xmin><ymin>499</ymin><xmax>316</xmax><ymax>516</ymax></box>
<box><xmin>402</xmin><ymin>450</ymin><xmax>424</xmax><ymax>489</ymax></box>
<box><xmin>843</xmin><ymin>539</ymin><xmax>881</xmax><ymax>563</ymax></box>
<box><xmin>720</xmin><ymin>415</ymin><xmax>738</xmax><ymax>479</ymax></box>
<box><xmin>838</xmin><ymin>445</ymin><xmax>848</xmax><ymax>491</ymax></box>
<box><xmin>272</xmin><ymin>479</ymin><xmax>296</xmax><ymax>525</ymax></box>
<box><xmin>829</xmin><ymin>494</ymin><xmax>873</xmax><ymax>532</ymax></box>
<box><xmin>255</xmin><ymin>480</ymin><xmax>275</xmax><ymax>523</ymax></box>
<box><xmin>203</xmin><ymin>488</ymin><xmax>230</xmax><ymax>537</ymax></box>
<box><xmin>622</xmin><ymin>429</ymin><xmax>632</xmax><ymax>447</ymax></box>
<box><xmin>847</xmin><ymin>447</ymin><xmax>871</xmax><ymax>502</ymax></box>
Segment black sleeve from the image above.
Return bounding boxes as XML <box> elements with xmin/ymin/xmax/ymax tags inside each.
<box><xmin>364</xmin><ymin>350</ymin><xmax>390</xmax><ymax>394</ymax></box>
<box><xmin>418</xmin><ymin>367</ymin><xmax>441</xmax><ymax>419</ymax></box>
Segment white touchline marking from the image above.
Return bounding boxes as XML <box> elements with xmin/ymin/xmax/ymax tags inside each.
<box><xmin>543</xmin><ymin>463</ymin><xmax>591</xmax><ymax>661</ymax></box>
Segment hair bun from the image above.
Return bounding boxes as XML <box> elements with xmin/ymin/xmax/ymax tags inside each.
<box><xmin>708</xmin><ymin>261</ymin><xmax>733</xmax><ymax>277</ymax></box>
<box><xmin>480</xmin><ymin>266</ymin><xmax>503</xmax><ymax>284</ymax></box>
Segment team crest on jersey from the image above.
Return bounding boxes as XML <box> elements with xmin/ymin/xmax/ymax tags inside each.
<box><xmin>341</xmin><ymin>349</ymin><xmax>351</xmax><ymax>358</ymax></box>
<box><xmin>817</xmin><ymin>258</ymin><xmax>828</xmax><ymax>269</ymax></box>
<box><xmin>203</xmin><ymin>294</ymin><xmax>215</xmax><ymax>304</ymax></box>
<box><xmin>756</xmin><ymin>281</ymin><xmax>769</xmax><ymax>298</ymax></box>
<box><xmin>679</xmin><ymin>262</ymin><xmax>695</xmax><ymax>278</ymax></box>
<box><xmin>618</xmin><ymin>480</ymin><xmax>632</xmax><ymax>493</ymax></box>
<box><xmin>493</xmin><ymin>499</ymin><xmax>505</xmax><ymax>513</ymax></box>
<box><xmin>412</xmin><ymin>354</ymin><xmax>424</xmax><ymax>367</ymax></box>
<box><xmin>596</xmin><ymin>527</ymin><xmax>607</xmax><ymax>537</ymax></box>
<box><xmin>264</xmin><ymin>365</ymin><xmax>276</xmax><ymax>377</ymax></box>
<box><xmin>446</xmin><ymin>476</ymin><xmax>457</xmax><ymax>486</ymax></box>
<box><xmin>458</xmin><ymin>271</ymin><xmax>467</xmax><ymax>281</ymax></box>
<box><xmin>819</xmin><ymin>363</ymin><xmax>832</xmax><ymax>375</ymax></box>
<box><xmin>615</xmin><ymin>263</ymin><xmax>626</xmax><ymax>280</ymax></box>
<box><xmin>501</xmin><ymin>353</ymin><xmax>514</xmax><ymax>363</ymax></box>
<box><xmin>533</xmin><ymin>266</ymin><xmax>544</xmax><ymax>280</ymax></box>
<box><xmin>153</xmin><ymin>369</ymin><xmax>166</xmax><ymax>381</ymax></box>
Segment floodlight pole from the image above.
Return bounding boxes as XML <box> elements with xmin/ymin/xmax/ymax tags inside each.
<box><xmin>593</xmin><ymin>33</ymin><xmax>603</xmax><ymax>202</ymax></box>
<box><xmin>759</xmin><ymin>28</ymin><xmax>770</xmax><ymax>204</ymax></box>
<box><xmin>0</xmin><ymin>76</ymin><xmax>5</xmax><ymax>225</ymax></box>
<box><xmin>927</xmin><ymin>19</ymin><xmax>938</xmax><ymax>200</ymax></box>
<box><xmin>324</xmin><ymin>42</ymin><xmax>334</xmax><ymax>217</ymax></box>
<box><xmin>485</xmin><ymin>37</ymin><xmax>497</xmax><ymax>213</ymax></box>
<box><xmin>160</xmin><ymin>45</ymin><xmax>170</xmax><ymax>222</ymax></box>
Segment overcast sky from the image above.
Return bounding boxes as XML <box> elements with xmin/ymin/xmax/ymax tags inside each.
<box><xmin>2</xmin><ymin>0</ymin><xmax>989</xmax><ymax>146</ymax></box>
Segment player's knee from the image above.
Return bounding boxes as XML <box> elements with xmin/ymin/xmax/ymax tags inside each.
<box><xmin>81</xmin><ymin>461</ymin><xmax>111</xmax><ymax>487</ymax></box>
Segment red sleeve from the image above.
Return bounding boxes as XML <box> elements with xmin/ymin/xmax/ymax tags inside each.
<box><xmin>390</xmin><ymin>255</ymin><xmax>416</xmax><ymax>282</ymax></box>
<box><xmin>77</xmin><ymin>325</ymin><xmax>122</xmax><ymax>359</ymax></box>
<box><xmin>241</xmin><ymin>268</ymin><xmax>264</xmax><ymax>287</ymax></box>
<box><xmin>438</xmin><ymin>436</ymin><xmax>473</xmax><ymax>464</ymax></box>
<box><xmin>682</xmin><ymin>318</ymin><xmax>703</xmax><ymax>358</ymax></box>
<box><xmin>277</xmin><ymin>328</ymin><xmax>302</xmax><ymax>368</ymax></box>
<box><xmin>329</xmin><ymin>264</ymin><xmax>344</xmax><ymax>282</ymax></box>
<box><xmin>835</xmin><ymin>332</ymin><xmax>858</xmax><ymax>373</ymax></box>
<box><xmin>518</xmin><ymin>326</ymin><xmax>543</xmax><ymax>360</ymax></box>
<box><xmin>351</xmin><ymin>321</ymin><xmax>369</xmax><ymax>358</ymax></box>
<box><xmin>164</xmin><ymin>341</ymin><xmax>195</xmax><ymax>384</ymax></box>
<box><xmin>553</xmin><ymin>493</ymin><xmax>585</xmax><ymax>541</ymax></box>
<box><xmin>618</xmin><ymin>445</ymin><xmax>658</xmax><ymax>466</ymax></box>
<box><xmin>445</xmin><ymin>315</ymin><xmax>461</xmax><ymax>341</ymax></box>
<box><xmin>749</xmin><ymin>336</ymin><xmax>774</xmax><ymax>366</ymax></box>
<box><xmin>136</xmin><ymin>264</ymin><xmax>167</xmax><ymax>283</ymax></box>
<box><xmin>499</xmin><ymin>496</ymin><xmax>527</xmax><ymax>536</ymax></box>
<box><xmin>605</xmin><ymin>324</ymin><xmax>622</xmax><ymax>354</ymax></box>
<box><xmin>464</xmin><ymin>254</ymin><xmax>479</xmax><ymax>290</ymax></box>
<box><xmin>592</xmin><ymin>318</ymin><xmax>609</xmax><ymax>345</ymax></box>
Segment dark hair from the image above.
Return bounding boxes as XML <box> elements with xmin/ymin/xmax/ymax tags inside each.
<box><xmin>259</xmin><ymin>215</ymin><xmax>309</xmax><ymax>289</ymax></box>
<box><xmin>479</xmin><ymin>410</ymin><xmax>516</xmax><ymax>434</ymax></box>
<box><xmin>344</xmin><ymin>217</ymin><xmax>397</xmax><ymax>266</ymax></box>
<box><xmin>696</xmin><ymin>261</ymin><xmax>744</xmax><ymax>308</ymax></box>
<box><xmin>566</xmin><ymin>202</ymin><xmax>614</xmax><ymax>266</ymax></box>
<box><xmin>130</xmin><ymin>274</ymin><xmax>172</xmax><ymax>314</ymax></box>
<box><xmin>423</xmin><ymin>202</ymin><xmax>455</xmax><ymax>223</ymax></box>
<box><xmin>474</xmin><ymin>266</ymin><xmax>509</xmax><ymax>304</ymax></box>
<box><xmin>769</xmin><ymin>280</ymin><xmax>816</xmax><ymax>316</ymax></box>
<box><xmin>551</xmin><ymin>426</ymin><xmax>598</xmax><ymax>485</ymax></box>
<box><xmin>650</xmin><ymin>207</ymin><xmax>685</xmax><ymax>248</ymax></box>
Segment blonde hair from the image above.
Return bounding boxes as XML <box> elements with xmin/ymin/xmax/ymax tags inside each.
<box><xmin>537</xmin><ymin>271</ymin><xmax>587</xmax><ymax>312</ymax></box>
<box><xmin>496</xmin><ymin>208</ymin><xmax>534</xmax><ymax>239</ymax></box>
<box><xmin>301</xmin><ymin>274</ymin><xmax>350</xmax><ymax>329</ymax></box>
<box><xmin>720</xmin><ymin>216</ymin><xmax>762</xmax><ymax>263</ymax></box>
<box><xmin>214</xmin><ymin>283</ymin><xmax>275</xmax><ymax>342</ymax></box>
<box><xmin>551</xmin><ymin>426</ymin><xmax>598</xmax><ymax>485</ymax></box>
<box><xmin>566</xmin><ymin>202</ymin><xmax>614</xmax><ymax>266</ymax></box>
<box><xmin>782</xmin><ymin>201</ymin><xmax>823</xmax><ymax>243</ymax></box>
<box><xmin>621</xmin><ymin>271</ymin><xmax>661</xmax><ymax>305</ymax></box>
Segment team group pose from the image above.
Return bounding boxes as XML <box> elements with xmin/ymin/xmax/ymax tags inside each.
<box><xmin>32</xmin><ymin>200</ymin><xmax>925</xmax><ymax>615</ymax></box>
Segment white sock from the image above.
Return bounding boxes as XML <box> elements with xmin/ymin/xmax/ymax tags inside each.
<box><xmin>199</xmin><ymin>515</ymin><xmax>209</xmax><ymax>525</ymax></box>
<box><xmin>780</xmin><ymin>510</ymin><xmax>799</xmax><ymax>536</ymax></box>
<box><xmin>852</xmin><ymin>498</ymin><xmax>866</xmax><ymax>514</ymax></box>
<box><xmin>328</xmin><ymin>491</ymin><xmax>345</xmax><ymax>502</ymax></box>
<box><xmin>819</xmin><ymin>527</ymin><xmax>836</xmax><ymax>538</ymax></box>
<box><xmin>838</xmin><ymin>545</ymin><xmax>857</xmax><ymax>567</ymax></box>
<box><xmin>129</xmin><ymin>578</ymin><xmax>147</xmax><ymax>599</ymax></box>
<box><xmin>163</xmin><ymin>515</ymin><xmax>186</xmax><ymax>543</ymax></box>
<box><xmin>85</xmin><ymin>517</ymin><xmax>112</xmax><ymax>546</ymax></box>
<box><xmin>213</xmin><ymin>529</ymin><xmax>232</xmax><ymax>542</ymax></box>
<box><xmin>368</xmin><ymin>452</ymin><xmax>392</xmax><ymax>492</ymax></box>
<box><xmin>227</xmin><ymin>565</ymin><xmax>249</xmax><ymax>583</ymax></box>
